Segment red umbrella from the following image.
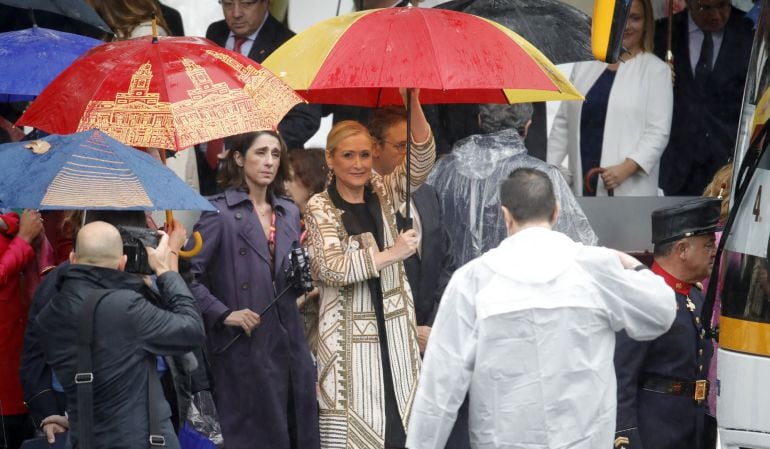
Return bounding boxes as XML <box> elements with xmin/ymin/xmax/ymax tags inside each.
<box><xmin>18</xmin><ymin>34</ymin><xmax>304</xmax><ymax>256</ymax></box>
<box><xmin>17</xmin><ymin>35</ymin><xmax>303</xmax><ymax>150</ymax></box>
<box><xmin>263</xmin><ymin>6</ymin><xmax>581</xmax><ymax>222</ymax></box>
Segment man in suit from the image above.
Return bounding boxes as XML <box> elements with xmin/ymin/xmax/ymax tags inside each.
<box><xmin>367</xmin><ymin>107</ymin><xmax>467</xmax><ymax>449</ymax></box>
<box><xmin>614</xmin><ymin>198</ymin><xmax>719</xmax><ymax>449</ymax></box>
<box><xmin>205</xmin><ymin>0</ymin><xmax>321</xmax><ymax>150</ymax></box>
<box><xmin>367</xmin><ymin>107</ymin><xmax>455</xmax><ymax>351</ymax></box>
<box><xmin>654</xmin><ymin>0</ymin><xmax>753</xmax><ymax>195</ymax></box>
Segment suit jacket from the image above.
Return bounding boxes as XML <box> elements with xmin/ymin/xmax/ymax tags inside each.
<box><xmin>654</xmin><ymin>9</ymin><xmax>753</xmax><ymax>195</ymax></box>
<box><xmin>206</xmin><ymin>16</ymin><xmax>321</xmax><ymax>149</ymax></box>
<box><xmin>396</xmin><ymin>184</ymin><xmax>455</xmax><ymax>326</ymax></box>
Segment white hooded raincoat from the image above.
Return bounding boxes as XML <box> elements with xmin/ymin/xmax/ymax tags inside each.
<box><xmin>406</xmin><ymin>227</ymin><xmax>676</xmax><ymax>449</ymax></box>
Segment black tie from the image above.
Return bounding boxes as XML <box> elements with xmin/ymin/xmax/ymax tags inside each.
<box><xmin>695</xmin><ymin>32</ymin><xmax>713</xmax><ymax>88</ymax></box>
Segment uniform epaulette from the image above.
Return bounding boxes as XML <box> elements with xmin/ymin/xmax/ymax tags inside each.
<box><xmin>614</xmin><ymin>435</ymin><xmax>629</xmax><ymax>448</ymax></box>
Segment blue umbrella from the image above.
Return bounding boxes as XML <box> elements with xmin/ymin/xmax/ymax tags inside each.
<box><xmin>0</xmin><ymin>26</ymin><xmax>101</xmax><ymax>101</ymax></box>
<box><xmin>0</xmin><ymin>129</ymin><xmax>215</xmax><ymax>211</ymax></box>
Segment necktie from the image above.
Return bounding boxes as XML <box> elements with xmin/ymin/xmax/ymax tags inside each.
<box><xmin>233</xmin><ymin>36</ymin><xmax>247</xmax><ymax>55</ymax></box>
<box><xmin>205</xmin><ymin>139</ymin><xmax>224</xmax><ymax>170</ymax></box>
<box><xmin>695</xmin><ymin>32</ymin><xmax>713</xmax><ymax>89</ymax></box>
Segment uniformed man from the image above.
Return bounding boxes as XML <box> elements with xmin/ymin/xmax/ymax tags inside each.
<box><xmin>614</xmin><ymin>197</ymin><xmax>720</xmax><ymax>449</ymax></box>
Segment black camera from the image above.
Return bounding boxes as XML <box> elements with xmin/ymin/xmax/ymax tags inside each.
<box><xmin>117</xmin><ymin>226</ymin><xmax>160</xmax><ymax>275</ymax></box>
<box><xmin>285</xmin><ymin>243</ymin><xmax>314</xmax><ymax>293</ymax></box>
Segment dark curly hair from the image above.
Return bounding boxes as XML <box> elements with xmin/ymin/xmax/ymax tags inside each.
<box><xmin>218</xmin><ymin>130</ymin><xmax>289</xmax><ymax>198</ymax></box>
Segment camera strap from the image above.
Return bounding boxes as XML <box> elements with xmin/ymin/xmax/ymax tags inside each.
<box><xmin>77</xmin><ymin>289</ymin><xmax>167</xmax><ymax>449</ymax></box>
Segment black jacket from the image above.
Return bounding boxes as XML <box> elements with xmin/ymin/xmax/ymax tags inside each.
<box><xmin>22</xmin><ymin>264</ymin><xmax>210</xmax><ymax>431</ymax></box>
<box><xmin>20</xmin><ymin>263</ymin><xmax>68</xmax><ymax>428</ymax></box>
<box><xmin>654</xmin><ymin>9</ymin><xmax>754</xmax><ymax>195</ymax></box>
<box><xmin>205</xmin><ymin>16</ymin><xmax>321</xmax><ymax>149</ymax></box>
<box><xmin>36</xmin><ymin>265</ymin><xmax>205</xmax><ymax>449</ymax></box>
<box><xmin>396</xmin><ymin>184</ymin><xmax>455</xmax><ymax>326</ymax></box>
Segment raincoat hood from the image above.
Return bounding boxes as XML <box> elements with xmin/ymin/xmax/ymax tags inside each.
<box><xmin>427</xmin><ymin>129</ymin><xmax>596</xmax><ymax>266</ymax></box>
<box><xmin>483</xmin><ymin>226</ymin><xmax>580</xmax><ymax>284</ymax></box>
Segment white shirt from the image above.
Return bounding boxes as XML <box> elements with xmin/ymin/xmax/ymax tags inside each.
<box><xmin>688</xmin><ymin>13</ymin><xmax>724</xmax><ymax>74</ymax></box>
<box><xmin>225</xmin><ymin>10</ymin><xmax>269</xmax><ymax>56</ymax></box>
<box><xmin>406</xmin><ymin>227</ymin><xmax>676</xmax><ymax>449</ymax></box>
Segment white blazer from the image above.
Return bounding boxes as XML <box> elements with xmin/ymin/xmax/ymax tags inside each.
<box><xmin>547</xmin><ymin>52</ymin><xmax>673</xmax><ymax>196</ymax></box>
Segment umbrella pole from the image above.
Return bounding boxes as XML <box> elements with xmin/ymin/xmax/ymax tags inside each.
<box><xmin>404</xmin><ymin>88</ymin><xmax>413</xmax><ymax>230</ymax></box>
<box><xmin>157</xmin><ymin>148</ymin><xmax>175</xmax><ymax>227</ymax></box>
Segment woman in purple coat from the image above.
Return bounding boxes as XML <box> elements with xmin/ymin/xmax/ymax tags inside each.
<box><xmin>189</xmin><ymin>131</ymin><xmax>320</xmax><ymax>449</ymax></box>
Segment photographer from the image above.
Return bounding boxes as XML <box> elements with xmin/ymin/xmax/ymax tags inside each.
<box><xmin>35</xmin><ymin>221</ymin><xmax>205</xmax><ymax>449</ymax></box>
<box><xmin>189</xmin><ymin>130</ymin><xmax>319</xmax><ymax>449</ymax></box>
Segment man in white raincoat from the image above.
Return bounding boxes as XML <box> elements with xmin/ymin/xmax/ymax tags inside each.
<box><xmin>406</xmin><ymin>168</ymin><xmax>677</xmax><ymax>449</ymax></box>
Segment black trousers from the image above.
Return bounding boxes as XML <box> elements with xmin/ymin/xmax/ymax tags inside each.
<box><xmin>1</xmin><ymin>414</ymin><xmax>35</xmax><ymax>449</ymax></box>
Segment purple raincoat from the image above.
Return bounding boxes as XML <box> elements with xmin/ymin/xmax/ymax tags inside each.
<box><xmin>189</xmin><ymin>188</ymin><xmax>319</xmax><ymax>449</ymax></box>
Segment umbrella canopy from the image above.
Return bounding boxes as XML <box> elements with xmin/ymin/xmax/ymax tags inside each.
<box><xmin>0</xmin><ymin>130</ymin><xmax>215</xmax><ymax>211</ymax></box>
<box><xmin>0</xmin><ymin>0</ymin><xmax>111</xmax><ymax>35</ymax></box>
<box><xmin>434</xmin><ymin>0</ymin><xmax>593</xmax><ymax>64</ymax></box>
<box><xmin>262</xmin><ymin>7</ymin><xmax>582</xmax><ymax>106</ymax></box>
<box><xmin>17</xmin><ymin>36</ymin><xmax>304</xmax><ymax>150</ymax></box>
<box><xmin>0</xmin><ymin>26</ymin><xmax>101</xmax><ymax>102</ymax></box>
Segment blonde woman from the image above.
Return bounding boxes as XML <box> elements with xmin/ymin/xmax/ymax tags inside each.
<box><xmin>548</xmin><ymin>0</ymin><xmax>673</xmax><ymax>196</ymax></box>
<box><xmin>304</xmin><ymin>89</ymin><xmax>434</xmax><ymax>449</ymax></box>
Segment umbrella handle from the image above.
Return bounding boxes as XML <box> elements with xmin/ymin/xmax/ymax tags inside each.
<box><xmin>178</xmin><ymin>231</ymin><xmax>203</xmax><ymax>259</ymax></box>
<box><xmin>584</xmin><ymin>167</ymin><xmax>614</xmax><ymax>197</ymax></box>
<box><xmin>165</xmin><ymin>210</ymin><xmax>203</xmax><ymax>258</ymax></box>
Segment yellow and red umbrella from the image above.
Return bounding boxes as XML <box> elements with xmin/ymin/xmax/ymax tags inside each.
<box><xmin>17</xmin><ymin>35</ymin><xmax>303</xmax><ymax>150</ymax></box>
<box><xmin>264</xmin><ymin>6</ymin><xmax>580</xmax><ymax>224</ymax></box>
<box><xmin>263</xmin><ymin>6</ymin><xmax>582</xmax><ymax>106</ymax></box>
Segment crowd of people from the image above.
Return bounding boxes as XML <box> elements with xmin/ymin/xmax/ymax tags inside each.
<box><xmin>0</xmin><ymin>0</ymin><xmax>755</xmax><ymax>448</ymax></box>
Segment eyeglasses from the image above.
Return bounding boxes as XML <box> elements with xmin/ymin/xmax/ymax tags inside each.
<box><xmin>384</xmin><ymin>140</ymin><xmax>408</xmax><ymax>152</ymax></box>
<box><xmin>219</xmin><ymin>0</ymin><xmax>261</xmax><ymax>9</ymax></box>
<box><xmin>696</xmin><ymin>0</ymin><xmax>729</xmax><ymax>13</ymax></box>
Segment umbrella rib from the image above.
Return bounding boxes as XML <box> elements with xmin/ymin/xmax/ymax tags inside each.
<box><xmin>152</xmin><ymin>40</ymin><xmax>177</xmax><ymax>150</ymax></box>
<box><xmin>75</xmin><ymin>45</ymin><xmax>143</xmax><ymax>133</ymax></box>
<box><xmin>420</xmin><ymin>10</ymin><xmax>445</xmax><ymax>91</ymax></box>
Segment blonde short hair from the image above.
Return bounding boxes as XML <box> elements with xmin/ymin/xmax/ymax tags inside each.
<box><xmin>703</xmin><ymin>162</ymin><xmax>733</xmax><ymax>222</ymax></box>
<box><xmin>326</xmin><ymin>120</ymin><xmax>374</xmax><ymax>155</ymax></box>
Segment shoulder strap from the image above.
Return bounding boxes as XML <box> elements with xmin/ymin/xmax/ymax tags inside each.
<box><xmin>77</xmin><ymin>288</ymin><xmax>167</xmax><ymax>448</ymax></box>
<box><xmin>147</xmin><ymin>356</ymin><xmax>166</xmax><ymax>447</ymax></box>
<box><xmin>76</xmin><ymin>288</ymin><xmax>114</xmax><ymax>449</ymax></box>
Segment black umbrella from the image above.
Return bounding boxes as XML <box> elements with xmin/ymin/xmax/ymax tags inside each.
<box><xmin>435</xmin><ymin>0</ymin><xmax>593</xmax><ymax>65</ymax></box>
<box><xmin>0</xmin><ymin>0</ymin><xmax>111</xmax><ymax>35</ymax></box>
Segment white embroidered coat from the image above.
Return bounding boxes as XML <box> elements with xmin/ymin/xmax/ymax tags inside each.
<box><xmin>305</xmin><ymin>135</ymin><xmax>435</xmax><ymax>449</ymax></box>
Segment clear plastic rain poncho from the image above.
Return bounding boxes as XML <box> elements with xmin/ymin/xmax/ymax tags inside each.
<box><xmin>427</xmin><ymin>129</ymin><xmax>597</xmax><ymax>266</ymax></box>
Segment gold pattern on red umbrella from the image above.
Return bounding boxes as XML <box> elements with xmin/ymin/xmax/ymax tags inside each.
<box><xmin>19</xmin><ymin>37</ymin><xmax>304</xmax><ymax>150</ymax></box>
<box><xmin>76</xmin><ymin>53</ymin><xmax>301</xmax><ymax>149</ymax></box>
